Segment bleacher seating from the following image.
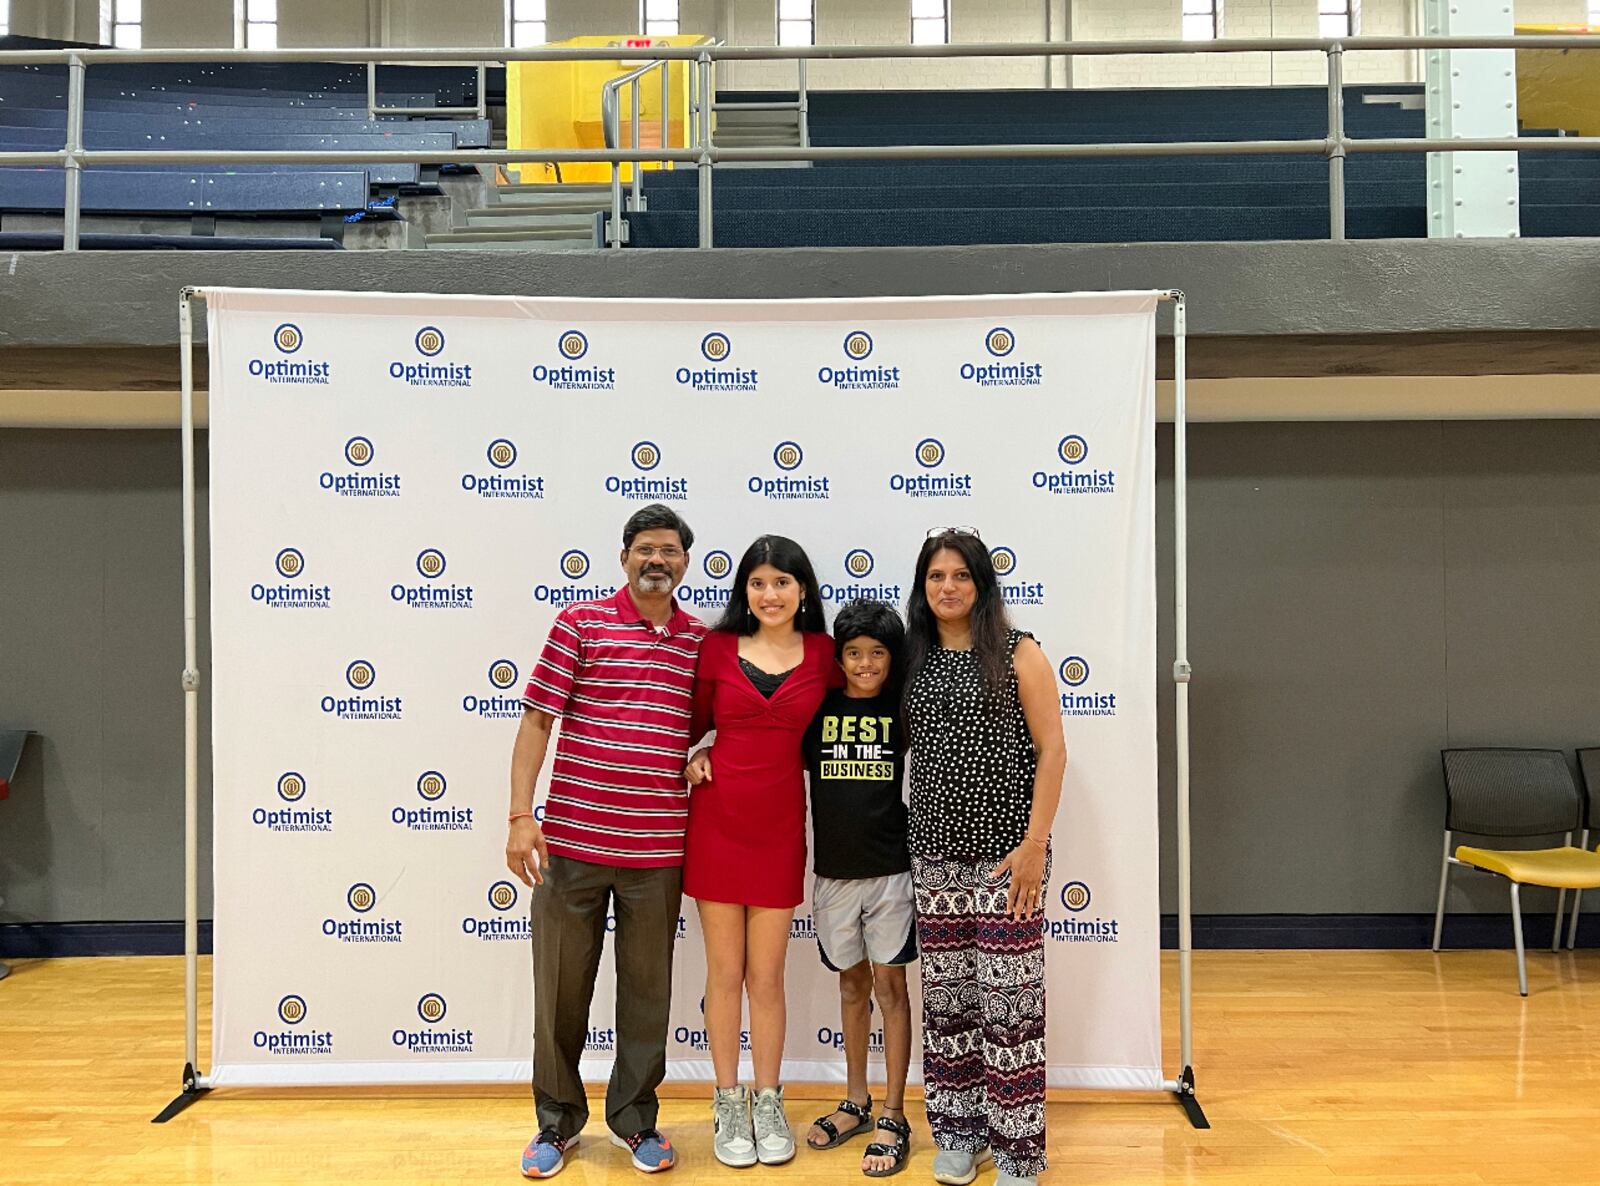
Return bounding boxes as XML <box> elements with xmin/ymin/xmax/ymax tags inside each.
<box><xmin>0</xmin><ymin>54</ymin><xmax>498</xmax><ymax>248</ymax></box>
<box><xmin>626</xmin><ymin>85</ymin><xmax>1600</xmax><ymax>247</ymax></box>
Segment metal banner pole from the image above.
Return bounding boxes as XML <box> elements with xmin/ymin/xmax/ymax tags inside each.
<box><xmin>154</xmin><ymin>286</ymin><xmax>211</xmax><ymax>1122</ymax></box>
<box><xmin>1166</xmin><ymin>291</ymin><xmax>1207</xmax><ymax>1129</ymax></box>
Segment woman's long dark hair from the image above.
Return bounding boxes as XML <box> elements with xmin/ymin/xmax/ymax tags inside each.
<box><xmin>713</xmin><ymin>534</ymin><xmax>828</xmax><ymax>635</ymax></box>
<box><xmin>904</xmin><ymin>530</ymin><xmax>1014</xmax><ymax>697</ymax></box>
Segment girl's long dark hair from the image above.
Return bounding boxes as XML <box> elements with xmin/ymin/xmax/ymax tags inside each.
<box><xmin>713</xmin><ymin>534</ymin><xmax>828</xmax><ymax>635</ymax></box>
<box><xmin>903</xmin><ymin>530</ymin><xmax>1014</xmax><ymax>698</ymax></box>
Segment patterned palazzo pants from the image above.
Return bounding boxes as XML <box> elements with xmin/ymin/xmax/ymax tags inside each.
<box><xmin>911</xmin><ymin>850</ymin><xmax>1050</xmax><ymax>1180</ymax></box>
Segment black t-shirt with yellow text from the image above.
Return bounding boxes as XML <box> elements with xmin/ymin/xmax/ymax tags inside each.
<box><xmin>802</xmin><ymin>690</ymin><xmax>911</xmax><ymax>880</ymax></box>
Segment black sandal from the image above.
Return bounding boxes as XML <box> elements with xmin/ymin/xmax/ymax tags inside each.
<box><xmin>808</xmin><ymin>1095</ymin><xmax>873</xmax><ymax>1149</ymax></box>
<box><xmin>862</xmin><ymin>1115</ymin><xmax>911</xmax><ymax>1177</ymax></box>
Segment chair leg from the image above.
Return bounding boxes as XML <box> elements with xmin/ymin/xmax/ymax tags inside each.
<box><xmin>1553</xmin><ymin>888</ymin><xmax>1567</xmax><ymax>953</ymax></box>
<box><xmin>1510</xmin><ymin>882</ymin><xmax>1529</xmax><ymax>997</ymax></box>
<box><xmin>1568</xmin><ymin>829</ymin><xmax>1589</xmax><ymax>951</ymax></box>
<box><xmin>1432</xmin><ymin>831</ymin><xmax>1453</xmax><ymax>952</ymax></box>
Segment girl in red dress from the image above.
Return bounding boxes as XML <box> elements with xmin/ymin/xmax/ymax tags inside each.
<box><xmin>684</xmin><ymin>534</ymin><xmax>837</xmax><ymax>1168</ymax></box>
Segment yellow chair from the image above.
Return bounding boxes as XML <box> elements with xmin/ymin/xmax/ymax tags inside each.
<box><xmin>1431</xmin><ymin>748</ymin><xmax>1600</xmax><ymax>995</ymax></box>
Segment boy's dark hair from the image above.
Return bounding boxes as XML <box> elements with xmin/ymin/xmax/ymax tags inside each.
<box><xmin>621</xmin><ymin>504</ymin><xmax>694</xmax><ymax>551</ymax></box>
<box><xmin>833</xmin><ymin>599</ymin><xmax>906</xmax><ymax>696</ymax></box>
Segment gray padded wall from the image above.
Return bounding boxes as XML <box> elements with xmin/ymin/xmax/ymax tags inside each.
<box><xmin>2</xmin><ymin>420</ymin><xmax>1598</xmax><ymax>922</ymax></box>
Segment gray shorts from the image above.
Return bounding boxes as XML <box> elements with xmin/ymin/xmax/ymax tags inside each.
<box><xmin>812</xmin><ymin>871</ymin><xmax>918</xmax><ymax>971</ymax></box>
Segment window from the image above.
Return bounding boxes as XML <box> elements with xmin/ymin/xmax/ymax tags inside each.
<box><xmin>1589</xmin><ymin>0</ymin><xmax>1599</xmax><ymax>24</ymax></box>
<box><xmin>911</xmin><ymin>0</ymin><xmax>948</xmax><ymax>44</ymax></box>
<box><xmin>1181</xmin><ymin>0</ymin><xmax>1219</xmax><ymax>41</ymax></box>
<box><xmin>509</xmin><ymin>0</ymin><xmax>546</xmax><ymax>47</ymax></box>
<box><xmin>111</xmin><ymin>0</ymin><xmax>142</xmax><ymax>48</ymax></box>
<box><xmin>0</xmin><ymin>1</ymin><xmax>9</xmax><ymax>37</ymax></box>
<box><xmin>1318</xmin><ymin>0</ymin><xmax>1353</xmax><ymax>37</ymax></box>
<box><xmin>777</xmin><ymin>0</ymin><xmax>814</xmax><ymax>47</ymax></box>
<box><xmin>245</xmin><ymin>0</ymin><xmax>277</xmax><ymax>48</ymax></box>
<box><xmin>643</xmin><ymin>0</ymin><xmax>679</xmax><ymax>36</ymax></box>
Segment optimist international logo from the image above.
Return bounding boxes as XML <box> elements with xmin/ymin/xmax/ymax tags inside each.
<box><xmin>274</xmin><ymin>323</ymin><xmax>303</xmax><ymax>354</ymax></box>
<box><xmin>278</xmin><ymin>994</ymin><xmax>307</xmax><ymax>1025</ymax></box>
<box><xmin>1059</xmin><ymin>435</ymin><xmax>1088</xmax><ymax>464</ymax></box>
<box><xmin>345</xmin><ymin>437</ymin><xmax>374</xmax><ymax>467</ymax></box>
<box><xmin>417</xmin><ymin>993</ymin><xmax>447</xmax><ymax>1024</ymax></box>
<box><xmin>488</xmin><ymin>659</ymin><xmax>520</xmax><ymax>690</ymax></box>
<box><xmin>844</xmin><ymin>548</ymin><xmax>875</xmax><ymax>579</ymax></box>
<box><xmin>985</xmin><ymin>327</ymin><xmax>1015</xmax><ymax>357</ymax></box>
<box><xmin>559</xmin><ymin>330</ymin><xmax>589</xmax><ymax>360</ymax></box>
<box><xmin>774</xmin><ymin>441</ymin><xmax>804</xmax><ymax>471</ymax></box>
<box><xmin>560</xmin><ymin>549</ymin><xmax>590</xmax><ymax>580</ymax></box>
<box><xmin>346</xmin><ymin>660</ymin><xmax>376</xmax><ymax>690</ymax></box>
<box><xmin>277</xmin><ymin>772</ymin><xmax>307</xmax><ymax>802</ymax></box>
<box><xmin>417</xmin><ymin>771</ymin><xmax>447</xmax><ymax>802</ymax></box>
<box><xmin>1062</xmin><ymin>881</ymin><xmax>1092</xmax><ymax>912</ymax></box>
<box><xmin>488</xmin><ymin>880</ymin><xmax>519</xmax><ymax>911</ymax></box>
<box><xmin>632</xmin><ymin>441</ymin><xmax>662</xmax><ymax>471</ymax></box>
<box><xmin>990</xmin><ymin>546</ymin><xmax>1018</xmax><ymax>576</ymax></box>
<box><xmin>701</xmin><ymin>332</ymin><xmax>732</xmax><ymax>362</ymax></box>
<box><xmin>704</xmin><ymin>550</ymin><xmax>732</xmax><ymax>580</ymax></box>
<box><xmin>415</xmin><ymin>326</ymin><xmax>445</xmax><ymax>357</ymax></box>
<box><xmin>416</xmin><ymin>549</ymin><xmax>446</xmax><ymax>579</ymax></box>
<box><xmin>844</xmin><ymin>330</ymin><xmax>873</xmax><ymax>360</ymax></box>
<box><xmin>916</xmin><ymin>438</ymin><xmax>945</xmax><ymax>468</ymax></box>
<box><xmin>347</xmin><ymin>883</ymin><xmax>376</xmax><ymax>913</ymax></box>
<box><xmin>487</xmin><ymin>439</ymin><xmax>517</xmax><ymax>468</ymax></box>
<box><xmin>1059</xmin><ymin>656</ymin><xmax>1090</xmax><ymax>687</ymax></box>
<box><xmin>275</xmin><ymin>548</ymin><xmax>305</xmax><ymax>579</ymax></box>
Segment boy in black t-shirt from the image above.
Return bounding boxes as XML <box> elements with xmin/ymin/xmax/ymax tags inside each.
<box><xmin>801</xmin><ymin>600</ymin><xmax>915</xmax><ymax>1178</ymax></box>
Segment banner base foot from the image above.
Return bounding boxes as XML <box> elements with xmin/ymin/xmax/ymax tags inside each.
<box><xmin>151</xmin><ymin>1063</ymin><xmax>209</xmax><ymax>1124</ymax></box>
<box><xmin>1174</xmin><ymin>1065</ymin><xmax>1209</xmax><ymax>1129</ymax></box>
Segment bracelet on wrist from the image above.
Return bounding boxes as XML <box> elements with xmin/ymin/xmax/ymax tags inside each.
<box><xmin>508</xmin><ymin>811</ymin><xmax>535</xmax><ymax>823</ymax></box>
<box><xmin>1023</xmin><ymin>833</ymin><xmax>1049</xmax><ymax>849</ymax></box>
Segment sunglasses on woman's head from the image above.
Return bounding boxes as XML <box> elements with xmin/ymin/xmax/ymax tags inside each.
<box><xmin>926</xmin><ymin>526</ymin><xmax>981</xmax><ymax>540</ymax></box>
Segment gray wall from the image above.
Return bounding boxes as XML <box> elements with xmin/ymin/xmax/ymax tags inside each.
<box><xmin>4</xmin><ymin>420</ymin><xmax>1598</xmax><ymax>924</ymax></box>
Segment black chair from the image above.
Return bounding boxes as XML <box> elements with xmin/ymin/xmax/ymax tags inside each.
<box><xmin>1431</xmin><ymin>748</ymin><xmax>1600</xmax><ymax>995</ymax></box>
<box><xmin>1561</xmin><ymin>748</ymin><xmax>1600</xmax><ymax>949</ymax></box>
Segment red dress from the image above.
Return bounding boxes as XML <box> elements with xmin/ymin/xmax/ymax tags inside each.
<box><xmin>683</xmin><ymin>631</ymin><xmax>838</xmax><ymax>908</ymax></box>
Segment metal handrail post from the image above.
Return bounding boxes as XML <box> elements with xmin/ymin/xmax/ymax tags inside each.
<box><xmin>797</xmin><ymin>57</ymin><xmax>809</xmax><ymax>149</ymax></box>
<box><xmin>1326</xmin><ymin>43</ymin><xmax>1346</xmax><ymax>240</ymax></box>
<box><xmin>697</xmin><ymin>50</ymin><xmax>713</xmax><ymax>248</ymax></box>
<box><xmin>630</xmin><ymin>78</ymin><xmax>643</xmax><ymax>211</ymax></box>
<box><xmin>610</xmin><ymin>161</ymin><xmax>623</xmax><ymax>248</ymax></box>
<box><xmin>63</xmin><ymin>54</ymin><xmax>86</xmax><ymax>252</ymax></box>
<box><xmin>476</xmin><ymin>63</ymin><xmax>487</xmax><ymax>121</ymax></box>
<box><xmin>366</xmin><ymin>61</ymin><xmax>377</xmax><ymax>118</ymax></box>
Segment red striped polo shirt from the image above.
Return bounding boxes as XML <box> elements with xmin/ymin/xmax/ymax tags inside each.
<box><xmin>522</xmin><ymin>585</ymin><xmax>708</xmax><ymax>867</ymax></box>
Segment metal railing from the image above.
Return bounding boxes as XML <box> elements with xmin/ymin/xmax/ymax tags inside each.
<box><xmin>2</xmin><ymin>36</ymin><xmax>1599</xmax><ymax>250</ymax></box>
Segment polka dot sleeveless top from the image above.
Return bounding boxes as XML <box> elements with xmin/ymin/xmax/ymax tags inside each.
<box><xmin>905</xmin><ymin>629</ymin><xmax>1039</xmax><ymax>862</ymax></box>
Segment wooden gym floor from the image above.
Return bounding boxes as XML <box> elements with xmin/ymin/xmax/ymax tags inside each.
<box><xmin>2</xmin><ymin>949</ymin><xmax>1598</xmax><ymax>1185</ymax></box>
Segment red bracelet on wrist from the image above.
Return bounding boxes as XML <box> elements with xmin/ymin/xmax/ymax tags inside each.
<box><xmin>508</xmin><ymin>811</ymin><xmax>535</xmax><ymax>823</ymax></box>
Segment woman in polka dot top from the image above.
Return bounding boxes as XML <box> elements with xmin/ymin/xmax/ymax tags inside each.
<box><xmin>901</xmin><ymin>527</ymin><xmax>1067</xmax><ymax>1186</ymax></box>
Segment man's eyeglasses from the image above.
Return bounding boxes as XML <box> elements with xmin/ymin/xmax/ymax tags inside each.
<box><xmin>631</xmin><ymin>545</ymin><xmax>685</xmax><ymax>561</ymax></box>
<box><xmin>926</xmin><ymin>526</ymin><xmax>981</xmax><ymax>540</ymax></box>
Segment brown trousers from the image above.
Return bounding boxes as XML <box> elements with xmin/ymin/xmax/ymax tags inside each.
<box><xmin>529</xmin><ymin>853</ymin><xmax>683</xmax><ymax>1139</ymax></box>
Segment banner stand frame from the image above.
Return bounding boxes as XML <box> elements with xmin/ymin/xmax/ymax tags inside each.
<box><xmin>156</xmin><ymin>286</ymin><xmax>1204</xmax><ymax>1130</ymax></box>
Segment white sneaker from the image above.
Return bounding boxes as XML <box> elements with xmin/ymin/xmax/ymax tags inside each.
<box><xmin>933</xmin><ymin>1146</ymin><xmax>992</xmax><ymax>1185</ymax></box>
<box><xmin>752</xmin><ymin>1086</ymin><xmax>795</xmax><ymax>1165</ymax></box>
<box><xmin>712</xmin><ymin>1085</ymin><xmax>757</xmax><ymax>1168</ymax></box>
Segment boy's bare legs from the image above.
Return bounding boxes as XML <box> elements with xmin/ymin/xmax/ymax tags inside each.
<box><xmin>807</xmin><ymin>961</ymin><xmax>875</xmax><ymax>1147</ymax></box>
<box><xmin>863</xmin><ymin>962</ymin><xmax>912</xmax><ymax>1174</ymax></box>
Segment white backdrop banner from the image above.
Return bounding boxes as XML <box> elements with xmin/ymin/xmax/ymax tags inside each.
<box><xmin>205</xmin><ymin>287</ymin><xmax>1160</xmax><ymax>1090</ymax></box>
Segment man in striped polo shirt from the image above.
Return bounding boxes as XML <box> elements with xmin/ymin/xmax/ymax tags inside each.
<box><xmin>507</xmin><ymin>504</ymin><xmax>708</xmax><ymax>1179</ymax></box>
